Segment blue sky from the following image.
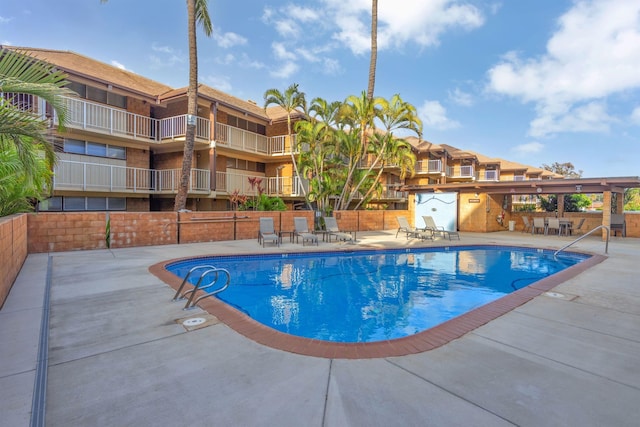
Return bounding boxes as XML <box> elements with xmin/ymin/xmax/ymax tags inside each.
<box><xmin>2</xmin><ymin>0</ymin><xmax>639</xmax><ymax>178</ymax></box>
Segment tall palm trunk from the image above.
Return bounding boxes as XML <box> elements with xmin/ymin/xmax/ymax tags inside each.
<box><xmin>367</xmin><ymin>0</ymin><xmax>378</xmax><ymax>100</ymax></box>
<box><xmin>175</xmin><ymin>0</ymin><xmax>199</xmax><ymax>211</ymax></box>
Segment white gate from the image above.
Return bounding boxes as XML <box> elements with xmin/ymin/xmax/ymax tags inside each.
<box><xmin>415</xmin><ymin>192</ymin><xmax>458</xmax><ymax>231</ymax></box>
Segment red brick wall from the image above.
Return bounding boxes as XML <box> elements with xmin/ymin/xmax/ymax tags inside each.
<box><xmin>0</xmin><ymin>214</ymin><xmax>28</xmax><ymax>308</ymax></box>
<box><xmin>126</xmin><ymin>147</ymin><xmax>149</xmax><ymax>169</ymax></box>
<box><xmin>27</xmin><ymin>212</ymin><xmax>108</xmax><ymax>253</ymax></box>
<box><xmin>109</xmin><ymin>212</ymin><xmax>177</xmax><ymax>248</ymax></box>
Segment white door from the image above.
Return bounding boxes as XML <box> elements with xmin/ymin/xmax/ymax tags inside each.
<box><xmin>415</xmin><ymin>192</ymin><xmax>458</xmax><ymax>231</ymax></box>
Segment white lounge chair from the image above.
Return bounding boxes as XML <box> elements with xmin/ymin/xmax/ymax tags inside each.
<box><xmin>323</xmin><ymin>217</ymin><xmax>354</xmax><ymax>243</ymax></box>
<box><xmin>294</xmin><ymin>217</ymin><xmax>318</xmax><ymax>246</ymax></box>
<box><xmin>258</xmin><ymin>217</ymin><xmax>279</xmax><ymax>247</ymax></box>
<box><xmin>396</xmin><ymin>216</ymin><xmax>432</xmax><ymax>240</ymax></box>
<box><xmin>422</xmin><ymin>216</ymin><xmax>460</xmax><ymax>240</ymax></box>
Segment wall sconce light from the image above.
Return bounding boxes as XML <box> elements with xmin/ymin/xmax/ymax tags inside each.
<box><xmin>575</xmin><ymin>185</ymin><xmax>582</xmax><ymax>193</ymax></box>
<box><xmin>474</xmin><ymin>192</ymin><xmax>479</xmax><ymax>198</ymax></box>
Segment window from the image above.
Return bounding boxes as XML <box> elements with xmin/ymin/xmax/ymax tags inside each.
<box><xmin>41</xmin><ymin>197</ymin><xmax>127</xmax><ymax>211</ymax></box>
<box><xmin>87</xmin><ymin>142</ymin><xmax>107</xmax><ymax>157</ymax></box>
<box><xmin>63</xmin><ymin>139</ymin><xmax>126</xmax><ymax>160</ymax></box>
<box><xmin>67</xmin><ymin>81</ymin><xmax>127</xmax><ymax>108</ymax></box>
<box><xmin>107</xmin><ymin>146</ymin><xmax>126</xmax><ymax>159</ymax></box>
<box><xmin>63</xmin><ymin>139</ymin><xmax>86</xmax><ymax>154</ymax></box>
<box><xmin>64</xmin><ymin>197</ymin><xmax>86</xmax><ymax>211</ymax></box>
<box><xmin>38</xmin><ymin>197</ymin><xmax>62</xmax><ymax>211</ymax></box>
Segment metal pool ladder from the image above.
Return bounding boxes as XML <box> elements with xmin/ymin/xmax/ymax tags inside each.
<box><xmin>172</xmin><ymin>265</ymin><xmax>231</xmax><ymax>309</ymax></box>
<box><xmin>554</xmin><ymin>225</ymin><xmax>610</xmax><ymax>258</ymax></box>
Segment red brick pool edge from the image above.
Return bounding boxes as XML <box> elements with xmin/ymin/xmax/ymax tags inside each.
<box><xmin>149</xmin><ymin>251</ymin><xmax>606</xmax><ymax>359</ymax></box>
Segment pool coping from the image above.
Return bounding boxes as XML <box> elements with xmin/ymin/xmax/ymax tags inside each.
<box><xmin>149</xmin><ymin>245</ymin><xmax>607</xmax><ymax>359</ymax></box>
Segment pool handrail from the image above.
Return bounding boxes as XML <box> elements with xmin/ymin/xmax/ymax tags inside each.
<box><xmin>172</xmin><ymin>265</ymin><xmax>217</xmax><ymax>301</ymax></box>
<box><xmin>554</xmin><ymin>225</ymin><xmax>610</xmax><ymax>257</ymax></box>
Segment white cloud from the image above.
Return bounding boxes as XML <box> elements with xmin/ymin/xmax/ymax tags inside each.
<box><xmin>213</xmin><ymin>31</ymin><xmax>247</xmax><ymax>49</ymax></box>
<box><xmin>110</xmin><ymin>60</ymin><xmax>127</xmax><ymax>71</ymax></box>
<box><xmin>487</xmin><ymin>0</ymin><xmax>640</xmax><ymax>137</ymax></box>
<box><xmin>418</xmin><ymin>100</ymin><xmax>460</xmax><ymax>130</ymax></box>
<box><xmin>325</xmin><ymin>0</ymin><xmax>484</xmax><ymax>55</ymax></box>
<box><xmin>322</xmin><ymin>58</ymin><xmax>342</xmax><ymax>75</ymax></box>
<box><xmin>511</xmin><ymin>141</ymin><xmax>544</xmax><ymax>156</ymax></box>
<box><xmin>272</xmin><ymin>42</ymin><xmax>296</xmax><ymax>61</ymax></box>
<box><xmin>203</xmin><ymin>75</ymin><xmax>232</xmax><ymax>92</ymax></box>
<box><xmin>0</xmin><ymin>16</ymin><xmax>13</xmax><ymax>24</ymax></box>
<box><xmin>631</xmin><ymin>107</ymin><xmax>640</xmax><ymax>124</ymax></box>
<box><xmin>448</xmin><ymin>88</ymin><xmax>473</xmax><ymax>106</ymax></box>
<box><xmin>270</xmin><ymin>61</ymin><xmax>299</xmax><ymax>79</ymax></box>
<box><xmin>238</xmin><ymin>53</ymin><xmax>265</xmax><ymax>70</ymax></box>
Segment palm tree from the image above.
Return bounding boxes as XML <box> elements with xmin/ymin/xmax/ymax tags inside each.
<box><xmin>0</xmin><ymin>48</ymin><xmax>73</xmax><ymax>214</ymax></box>
<box><xmin>175</xmin><ymin>0</ymin><xmax>212</xmax><ymax>211</ymax></box>
<box><xmin>100</xmin><ymin>1</ymin><xmax>212</xmax><ymax>211</ymax></box>
<box><xmin>367</xmin><ymin>0</ymin><xmax>378</xmax><ymax>100</ymax></box>
<box><xmin>263</xmin><ymin>83</ymin><xmax>312</xmax><ymax>209</ymax></box>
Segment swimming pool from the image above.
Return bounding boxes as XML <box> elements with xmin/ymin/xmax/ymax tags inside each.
<box><xmin>165</xmin><ymin>246</ymin><xmax>590</xmax><ymax>344</ymax></box>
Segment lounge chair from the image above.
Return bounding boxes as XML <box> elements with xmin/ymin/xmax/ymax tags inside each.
<box><xmin>521</xmin><ymin>216</ymin><xmax>532</xmax><ymax>233</ymax></box>
<box><xmin>532</xmin><ymin>217</ymin><xmax>546</xmax><ymax>235</ymax></box>
<box><xmin>323</xmin><ymin>217</ymin><xmax>354</xmax><ymax>243</ymax></box>
<box><xmin>546</xmin><ymin>217</ymin><xmax>561</xmax><ymax>236</ymax></box>
<box><xmin>422</xmin><ymin>216</ymin><xmax>460</xmax><ymax>240</ymax></box>
<box><xmin>258</xmin><ymin>217</ymin><xmax>279</xmax><ymax>247</ymax></box>
<box><xmin>396</xmin><ymin>216</ymin><xmax>432</xmax><ymax>240</ymax></box>
<box><xmin>294</xmin><ymin>217</ymin><xmax>318</xmax><ymax>246</ymax></box>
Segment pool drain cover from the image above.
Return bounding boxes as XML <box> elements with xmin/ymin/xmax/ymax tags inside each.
<box><xmin>183</xmin><ymin>317</ymin><xmax>206</xmax><ymax>327</ymax></box>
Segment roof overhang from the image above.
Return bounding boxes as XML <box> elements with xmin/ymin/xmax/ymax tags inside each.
<box><xmin>403</xmin><ymin>177</ymin><xmax>640</xmax><ymax>195</ymax></box>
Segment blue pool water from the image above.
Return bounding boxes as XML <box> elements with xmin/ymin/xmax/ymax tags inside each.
<box><xmin>167</xmin><ymin>246</ymin><xmax>589</xmax><ymax>343</ymax></box>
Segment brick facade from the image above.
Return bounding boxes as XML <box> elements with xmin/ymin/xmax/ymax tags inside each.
<box><xmin>0</xmin><ymin>214</ymin><xmax>27</xmax><ymax>308</ymax></box>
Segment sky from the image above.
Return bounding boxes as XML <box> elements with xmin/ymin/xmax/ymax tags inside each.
<box><xmin>2</xmin><ymin>0</ymin><xmax>640</xmax><ymax>178</ymax></box>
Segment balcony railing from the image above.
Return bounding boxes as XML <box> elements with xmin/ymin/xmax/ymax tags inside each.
<box><xmin>479</xmin><ymin>170</ymin><xmax>500</xmax><ymax>181</ymax></box>
<box><xmin>215</xmin><ymin>171</ymin><xmax>306</xmax><ymax>197</ymax></box>
<box><xmin>53</xmin><ymin>160</ymin><xmax>210</xmax><ymax>194</ymax></box>
<box><xmin>446</xmin><ymin>165</ymin><xmax>475</xmax><ymax>178</ymax></box>
<box><xmin>215</xmin><ymin>123</ymin><xmax>269</xmax><ymax>154</ymax></box>
<box><xmin>415</xmin><ymin>159</ymin><xmax>442</xmax><ymax>174</ymax></box>
<box><xmin>54</xmin><ymin>96</ymin><xmax>210</xmax><ymax>143</ymax></box>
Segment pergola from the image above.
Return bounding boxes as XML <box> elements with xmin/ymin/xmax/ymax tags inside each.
<box><xmin>403</xmin><ymin>176</ymin><xmax>640</xmax><ymax>236</ymax></box>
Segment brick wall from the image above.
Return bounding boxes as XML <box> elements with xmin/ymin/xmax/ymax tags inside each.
<box><xmin>126</xmin><ymin>147</ymin><xmax>150</xmax><ymax>169</ymax></box>
<box><xmin>28</xmin><ymin>212</ymin><xmax>108</xmax><ymax>253</ymax></box>
<box><xmin>109</xmin><ymin>212</ymin><xmax>177</xmax><ymax>248</ymax></box>
<box><xmin>0</xmin><ymin>214</ymin><xmax>27</xmax><ymax>308</ymax></box>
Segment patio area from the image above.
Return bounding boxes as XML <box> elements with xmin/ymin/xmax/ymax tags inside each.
<box><xmin>2</xmin><ymin>230</ymin><xmax>639</xmax><ymax>426</ymax></box>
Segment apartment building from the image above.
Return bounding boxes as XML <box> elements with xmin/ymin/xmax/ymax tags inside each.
<box><xmin>5</xmin><ymin>45</ymin><xmax>595</xmax><ymax>216</ymax></box>
<box><xmin>3</xmin><ymin>46</ymin><xmax>310</xmax><ymax>212</ymax></box>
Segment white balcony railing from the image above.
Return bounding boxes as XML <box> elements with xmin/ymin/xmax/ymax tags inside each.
<box><xmin>57</xmin><ymin>96</ymin><xmax>210</xmax><ymax>143</ymax></box>
<box><xmin>215</xmin><ymin>123</ymin><xmax>269</xmax><ymax>154</ymax></box>
<box><xmin>215</xmin><ymin>171</ymin><xmax>306</xmax><ymax>197</ymax></box>
<box><xmin>53</xmin><ymin>160</ymin><xmax>210</xmax><ymax>194</ymax></box>
<box><xmin>446</xmin><ymin>165</ymin><xmax>475</xmax><ymax>178</ymax></box>
<box><xmin>415</xmin><ymin>159</ymin><xmax>442</xmax><ymax>174</ymax></box>
<box><xmin>479</xmin><ymin>170</ymin><xmax>500</xmax><ymax>181</ymax></box>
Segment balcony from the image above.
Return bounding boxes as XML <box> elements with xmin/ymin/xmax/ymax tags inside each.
<box><xmin>478</xmin><ymin>170</ymin><xmax>500</xmax><ymax>181</ymax></box>
<box><xmin>215</xmin><ymin>171</ymin><xmax>306</xmax><ymax>197</ymax></box>
<box><xmin>415</xmin><ymin>159</ymin><xmax>442</xmax><ymax>174</ymax></box>
<box><xmin>215</xmin><ymin>123</ymin><xmax>269</xmax><ymax>154</ymax></box>
<box><xmin>53</xmin><ymin>160</ymin><xmax>210</xmax><ymax>194</ymax></box>
<box><xmin>54</xmin><ymin>96</ymin><xmax>210</xmax><ymax>143</ymax></box>
<box><xmin>446</xmin><ymin>165</ymin><xmax>475</xmax><ymax>179</ymax></box>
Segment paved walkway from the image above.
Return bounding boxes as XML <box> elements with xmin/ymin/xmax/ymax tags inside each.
<box><xmin>1</xmin><ymin>231</ymin><xmax>639</xmax><ymax>426</ymax></box>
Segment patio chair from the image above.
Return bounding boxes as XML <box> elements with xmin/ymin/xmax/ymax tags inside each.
<box><xmin>323</xmin><ymin>217</ymin><xmax>354</xmax><ymax>243</ymax></box>
<box><xmin>521</xmin><ymin>216</ymin><xmax>532</xmax><ymax>233</ymax></box>
<box><xmin>532</xmin><ymin>217</ymin><xmax>546</xmax><ymax>235</ymax></box>
<box><xmin>396</xmin><ymin>216</ymin><xmax>419</xmax><ymax>239</ymax></box>
<box><xmin>258</xmin><ymin>217</ymin><xmax>279</xmax><ymax>247</ymax></box>
<box><xmin>546</xmin><ymin>218</ymin><xmax>561</xmax><ymax>236</ymax></box>
<box><xmin>294</xmin><ymin>217</ymin><xmax>318</xmax><ymax>246</ymax></box>
<box><xmin>422</xmin><ymin>216</ymin><xmax>460</xmax><ymax>240</ymax></box>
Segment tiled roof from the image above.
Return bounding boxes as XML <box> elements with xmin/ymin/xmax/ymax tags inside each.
<box><xmin>2</xmin><ymin>46</ymin><xmax>173</xmax><ymax>98</ymax></box>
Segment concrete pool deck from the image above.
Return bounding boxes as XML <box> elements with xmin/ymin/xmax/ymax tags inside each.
<box><xmin>2</xmin><ymin>231</ymin><xmax>640</xmax><ymax>426</ymax></box>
